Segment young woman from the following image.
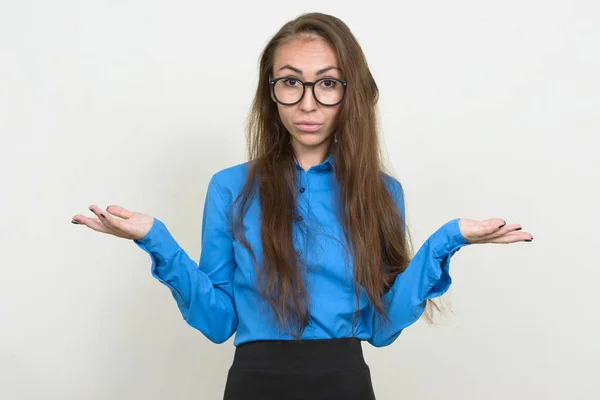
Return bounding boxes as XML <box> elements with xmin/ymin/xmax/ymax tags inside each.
<box><xmin>72</xmin><ymin>12</ymin><xmax>533</xmax><ymax>400</ymax></box>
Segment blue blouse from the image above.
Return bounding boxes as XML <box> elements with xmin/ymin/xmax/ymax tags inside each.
<box><xmin>134</xmin><ymin>156</ymin><xmax>470</xmax><ymax>347</ymax></box>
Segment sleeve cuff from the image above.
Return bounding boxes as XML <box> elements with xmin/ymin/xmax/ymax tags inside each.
<box><xmin>431</xmin><ymin>218</ymin><xmax>469</xmax><ymax>259</ymax></box>
<box><xmin>422</xmin><ymin>218</ymin><xmax>470</xmax><ymax>299</ymax></box>
<box><xmin>134</xmin><ymin>218</ymin><xmax>182</xmax><ymax>263</ymax></box>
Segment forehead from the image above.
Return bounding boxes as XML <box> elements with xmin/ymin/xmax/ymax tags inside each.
<box><xmin>273</xmin><ymin>36</ymin><xmax>338</xmax><ymax>71</ymax></box>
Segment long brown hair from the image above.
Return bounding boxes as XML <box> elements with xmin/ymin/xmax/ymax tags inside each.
<box><xmin>232</xmin><ymin>12</ymin><xmax>437</xmax><ymax>339</ymax></box>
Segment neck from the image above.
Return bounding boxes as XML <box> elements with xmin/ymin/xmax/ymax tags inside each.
<box><xmin>292</xmin><ymin>137</ymin><xmax>333</xmax><ymax>171</ymax></box>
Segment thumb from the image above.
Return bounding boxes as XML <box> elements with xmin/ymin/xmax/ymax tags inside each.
<box><xmin>106</xmin><ymin>205</ymin><xmax>134</xmax><ymax>219</ymax></box>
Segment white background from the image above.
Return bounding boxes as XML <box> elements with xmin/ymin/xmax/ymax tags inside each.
<box><xmin>1</xmin><ymin>0</ymin><xmax>599</xmax><ymax>399</ymax></box>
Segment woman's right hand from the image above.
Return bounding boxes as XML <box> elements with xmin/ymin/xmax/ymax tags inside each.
<box><xmin>72</xmin><ymin>205</ymin><xmax>154</xmax><ymax>241</ymax></box>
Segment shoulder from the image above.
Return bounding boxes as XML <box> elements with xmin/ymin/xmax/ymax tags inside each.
<box><xmin>380</xmin><ymin>172</ymin><xmax>406</xmax><ymax>217</ymax></box>
<box><xmin>207</xmin><ymin>161</ymin><xmax>251</xmax><ymax>202</ymax></box>
<box><xmin>211</xmin><ymin>161</ymin><xmax>250</xmax><ymax>184</ymax></box>
<box><xmin>381</xmin><ymin>172</ymin><xmax>404</xmax><ymax>199</ymax></box>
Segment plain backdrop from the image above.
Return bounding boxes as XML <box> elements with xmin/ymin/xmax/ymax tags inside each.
<box><xmin>1</xmin><ymin>1</ymin><xmax>599</xmax><ymax>399</ymax></box>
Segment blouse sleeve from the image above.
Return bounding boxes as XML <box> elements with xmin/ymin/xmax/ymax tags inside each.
<box><xmin>368</xmin><ymin>179</ymin><xmax>470</xmax><ymax>347</ymax></box>
<box><xmin>134</xmin><ymin>174</ymin><xmax>238</xmax><ymax>344</ymax></box>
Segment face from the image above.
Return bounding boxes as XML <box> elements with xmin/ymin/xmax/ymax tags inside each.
<box><xmin>271</xmin><ymin>36</ymin><xmax>342</xmax><ymax>156</ymax></box>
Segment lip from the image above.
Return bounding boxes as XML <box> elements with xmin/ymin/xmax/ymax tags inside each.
<box><xmin>295</xmin><ymin>121</ymin><xmax>323</xmax><ymax>132</ymax></box>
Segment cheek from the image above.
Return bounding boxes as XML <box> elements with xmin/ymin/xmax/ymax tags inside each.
<box><xmin>276</xmin><ymin>104</ymin><xmax>288</xmax><ymax>120</ymax></box>
<box><xmin>323</xmin><ymin>107</ymin><xmax>340</xmax><ymax>126</ymax></box>
<box><xmin>276</xmin><ymin>105</ymin><xmax>295</xmax><ymax>129</ymax></box>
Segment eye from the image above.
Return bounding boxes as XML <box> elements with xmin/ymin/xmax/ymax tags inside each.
<box><xmin>319</xmin><ymin>79</ymin><xmax>338</xmax><ymax>89</ymax></box>
<box><xmin>283</xmin><ymin>78</ymin><xmax>301</xmax><ymax>87</ymax></box>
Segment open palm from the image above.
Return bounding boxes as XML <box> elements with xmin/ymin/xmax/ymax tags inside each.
<box><xmin>459</xmin><ymin>218</ymin><xmax>533</xmax><ymax>244</ymax></box>
<box><xmin>72</xmin><ymin>205</ymin><xmax>154</xmax><ymax>241</ymax></box>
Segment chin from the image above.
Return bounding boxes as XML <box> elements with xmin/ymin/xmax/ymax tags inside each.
<box><xmin>294</xmin><ymin>135</ymin><xmax>332</xmax><ymax>149</ymax></box>
<box><xmin>291</xmin><ymin>130</ymin><xmax>333</xmax><ymax>148</ymax></box>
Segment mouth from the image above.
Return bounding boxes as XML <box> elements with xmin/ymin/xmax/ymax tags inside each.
<box><xmin>295</xmin><ymin>121</ymin><xmax>323</xmax><ymax>132</ymax></box>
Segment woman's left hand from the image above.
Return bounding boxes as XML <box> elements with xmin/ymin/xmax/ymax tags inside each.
<box><xmin>458</xmin><ymin>218</ymin><xmax>533</xmax><ymax>244</ymax></box>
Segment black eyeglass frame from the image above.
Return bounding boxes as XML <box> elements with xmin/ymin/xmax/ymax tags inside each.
<box><xmin>269</xmin><ymin>76</ymin><xmax>348</xmax><ymax>106</ymax></box>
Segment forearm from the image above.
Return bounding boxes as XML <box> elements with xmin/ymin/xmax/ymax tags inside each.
<box><xmin>135</xmin><ymin>218</ymin><xmax>238</xmax><ymax>343</ymax></box>
<box><xmin>369</xmin><ymin>218</ymin><xmax>469</xmax><ymax>347</ymax></box>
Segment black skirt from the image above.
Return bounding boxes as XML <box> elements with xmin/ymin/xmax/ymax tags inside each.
<box><xmin>223</xmin><ymin>337</ymin><xmax>376</xmax><ymax>400</ymax></box>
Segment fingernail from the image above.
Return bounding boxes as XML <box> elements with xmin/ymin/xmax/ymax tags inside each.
<box><xmin>71</xmin><ymin>220</ymin><xmax>79</xmax><ymax>224</ymax></box>
<box><xmin>100</xmin><ymin>213</ymin><xmax>106</xmax><ymax>219</ymax></box>
<box><xmin>525</xmin><ymin>238</ymin><xmax>533</xmax><ymax>242</ymax></box>
<box><xmin>498</xmin><ymin>222</ymin><xmax>506</xmax><ymax>228</ymax></box>
<box><xmin>515</xmin><ymin>227</ymin><xmax>522</xmax><ymax>231</ymax></box>
<box><xmin>89</xmin><ymin>207</ymin><xmax>94</xmax><ymax>212</ymax></box>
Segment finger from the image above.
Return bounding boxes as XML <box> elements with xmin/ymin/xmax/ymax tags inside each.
<box><xmin>465</xmin><ymin>218</ymin><xmax>507</xmax><ymax>240</ymax></box>
<box><xmin>89</xmin><ymin>205</ymin><xmax>115</xmax><ymax>230</ymax></box>
<box><xmin>72</xmin><ymin>215</ymin><xmax>112</xmax><ymax>234</ymax></box>
<box><xmin>89</xmin><ymin>205</ymin><xmax>126</xmax><ymax>232</ymax></box>
<box><xmin>106</xmin><ymin>205</ymin><xmax>134</xmax><ymax>219</ymax></box>
<box><xmin>477</xmin><ymin>223</ymin><xmax>522</xmax><ymax>241</ymax></box>
<box><xmin>486</xmin><ymin>217</ymin><xmax>508</xmax><ymax>231</ymax></box>
<box><xmin>481</xmin><ymin>231</ymin><xmax>534</xmax><ymax>244</ymax></box>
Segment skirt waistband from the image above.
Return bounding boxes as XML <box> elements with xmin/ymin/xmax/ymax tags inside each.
<box><xmin>232</xmin><ymin>338</ymin><xmax>367</xmax><ymax>372</ymax></box>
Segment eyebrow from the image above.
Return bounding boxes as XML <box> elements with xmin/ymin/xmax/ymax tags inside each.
<box><xmin>278</xmin><ymin>64</ymin><xmax>340</xmax><ymax>76</ymax></box>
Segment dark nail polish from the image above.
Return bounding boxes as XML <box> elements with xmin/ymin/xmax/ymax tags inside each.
<box><xmin>525</xmin><ymin>238</ymin><xmax>533</xmax><ymax>242</ymax></box>
<box><xmin>71</xmin><ymin>220</ymin><xmax>79</xmax><ymax>224</ymax></box>
<box><xmin>515</xmin><ymin>227</ymin><xmax>522</xmax><ymax>231</ymax></box>
<box><xmin>89</xmin><ymin>207</ymin><xmax>94</xmax><ymax>212</ymax></box>
<box><xmin>498</xmin><ymin>223</ymin><xmax>506</xmax><ymax>228</ymax></box>
<box><xmin>100</xmin><ymin>213</ymin><xmax>106</xmax><ymax>219</ymax></box>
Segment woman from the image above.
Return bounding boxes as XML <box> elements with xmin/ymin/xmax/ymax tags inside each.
<box><xmin>71</xmin><ymin>12</ymin><xmax>533</xmax><ymax>400</ymax></box>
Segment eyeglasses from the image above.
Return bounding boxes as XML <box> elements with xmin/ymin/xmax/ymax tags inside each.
<box><xmin>269</xmin><ymin>77</ymin><xmax>347</xmax><ymax>106</ymax></box>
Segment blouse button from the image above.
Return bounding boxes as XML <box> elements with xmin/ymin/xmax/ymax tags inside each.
<box><xmin>296</xmin><ymin>215</ymin><xmax>304</xmax><ymax>222</ymax></box>
<box><xmin>299</xmin><ymin>187</ymin><xmax>305</xmax><ymax>193</ymax></box>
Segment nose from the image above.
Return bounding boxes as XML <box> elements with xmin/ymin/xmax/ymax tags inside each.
<box><xmin>299</xmin><ymin>85</ymin><xmax>317</xmax><ymax>112</ymax></box>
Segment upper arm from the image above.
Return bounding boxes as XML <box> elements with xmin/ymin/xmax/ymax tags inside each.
<box><xmin>199</xmin><ymin>174</ymin><xmax>237</xmax><ymax>288</ymax></box>
<box><xmin>382</xmin><ymin>173</ymin><xmax>406</xmax><ymax>226</ymax></box>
